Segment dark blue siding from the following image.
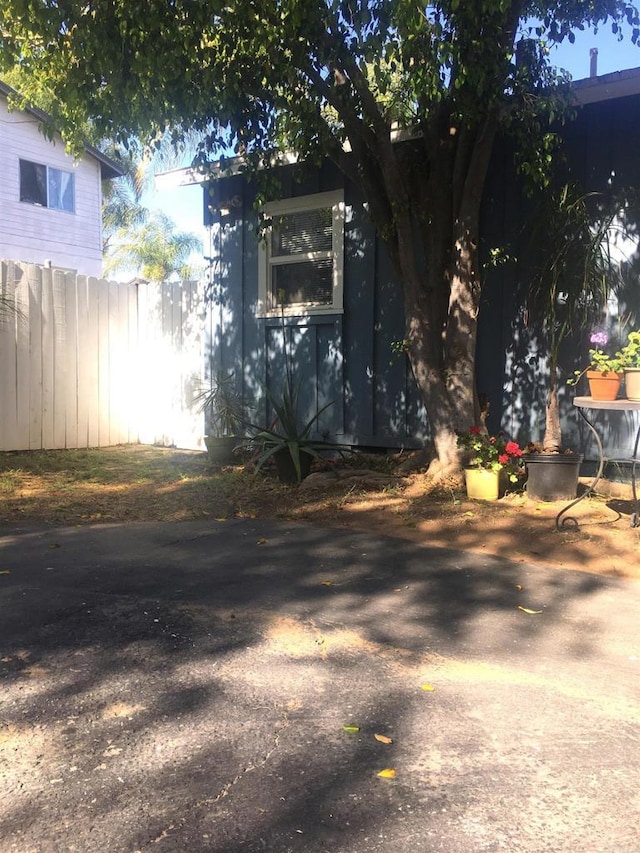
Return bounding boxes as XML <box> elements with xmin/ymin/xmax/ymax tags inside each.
<box><xmin>204</xmin><ymin>92</ymin><xmax>640</xmax><ymax>459</ymax></box>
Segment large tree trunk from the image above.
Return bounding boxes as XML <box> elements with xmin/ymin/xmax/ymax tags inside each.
<box><xmin>392</xmin><ymin>118</ymin><xmax>498</xmax><ymax>477</ymax></box>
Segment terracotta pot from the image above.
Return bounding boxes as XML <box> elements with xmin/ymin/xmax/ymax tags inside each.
<box><xmin>586</xmin><ymin>370</ymin><xmax>622</xmax><ymax>401</ymax></box>
<box><xmin>464</xmin><ymin>467</ymin><xmax>500</xmax><ymax>501</ymax></box>
<box><xmin>624</xmin><ymin>367</ymin><xmax>640</xmax><ymax>402</ymax></box>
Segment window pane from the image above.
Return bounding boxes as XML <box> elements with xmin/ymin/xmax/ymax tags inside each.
<box><xmin>272</xmin><ymin>258</ymin><xmax>333</xmax><ymax>305</ymax></box>
<box><xmin>19</xmin><ymin>160</ymin><xmax>47</xmax><ymax>206</ymax></box>
<box><xmin>48</xmin><ymin>168</ymin><xmax>74</xmax><ymax>212</ymax></box>
<box><xmin>272</xmin><ymin>207</ymin><xmax>332</xmax><ymax>257</ymax></box>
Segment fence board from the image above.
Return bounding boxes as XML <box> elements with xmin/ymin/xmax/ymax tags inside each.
<box><xmin>14</xmin><ymin>265</ymin><xmax>31</xmax><ymax>450</ymax></box>
<box><xmin>64</xmin><ymin>270</ymin><xmax>79</xmax><ymax>448</ymax></box>
<box><xmin>0</xmin><ymin>261</ymin><xmax>204</xmax><ymax>452</ymax></box>
<box><xmin>0</xmin><ymin>263</ymin><xmax>19</xmax><ymax>450</ymax></box>
<box><xmin>52</xmin><ymin>269</ymin><xmax>68</xmax><ymax>448</ymax></box>
<box><xmin>28</xmin><ymin>265</ymin><xmax>44</xmax><ymax>449</ymax></box>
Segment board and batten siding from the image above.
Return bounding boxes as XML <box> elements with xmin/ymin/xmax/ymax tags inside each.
<box><xmin>0</xmin><ymin>261</ymin><xmax>204</xmax><ymax>451</ymax></box>
<box><xmin>207</xmin><ymin>163</ymin><xmax>428</xmax><ymax>448</ymax></box>
<box><xmin>0</xmin><ymin>94</ymin><xmax>104</xmax><ymax>276</ymax></box>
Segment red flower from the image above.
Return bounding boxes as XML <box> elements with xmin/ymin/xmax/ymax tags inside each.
<box><xmin>498</xmin><ymin>453</ymin><xmax>509</xmax><ymax>464</ymax></box>
<box><xmin>468</xmin><ymin>426</ymin><xmax>481</xmax><ymax>434</ymax></box>
<box><xmin>505</xmin><ymin>441</ymin><xmax>522</xmax><ymax>457</ymax></box>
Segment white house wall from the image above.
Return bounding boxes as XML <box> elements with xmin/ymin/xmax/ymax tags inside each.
<box><xmin>0</xmin><ymin>95</ymin><xmax>104</xmax><ymax>276</ymax></box>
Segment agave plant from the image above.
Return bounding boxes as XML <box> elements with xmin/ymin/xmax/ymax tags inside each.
<box><xmin>246</xmin><ymin>380</ymin><xmax>346</xmax><ymax>483</ymax></box>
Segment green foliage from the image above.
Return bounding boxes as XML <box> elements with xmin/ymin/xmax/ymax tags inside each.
<box><xmin>456</xmin><ymin>426</ymin><xmax>525</xmax><ymax>482</ymax></box>
<box><xmin>194</xmin><ymin>371</ymin><xmax>246</xmax><ymax>437</ymax></box>
<box><xmin>4</xmin><ymin>0</ymin><xmax>639</xmax><ymax>468</ymax></box>
<box><xmin>618</xmin><ymin>330</ymin><xmax>640</xmax><ymax>368</ymax></box>
<box><xmin>245</xmin><ymin>381</ymin><xmax>346</xmax><ymax>483</ymax></box>
<box><xmin>2</xmin><ymin>2</ymin><xmax>638</xmax><ymax>171</ymax></box>
<box><xmin>525</xmin><ymin>183</ymin><xmax>632</xmax><ymax>357</ymax></box>
<box><xmin>103</xmin><ymin>210</ymin><xmax>202</xmax><ymax>281</ymax></box>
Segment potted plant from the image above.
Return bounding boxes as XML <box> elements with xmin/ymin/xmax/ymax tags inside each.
<box><xmin>567</xmin><ymin>331</ymin><xmax>625</xmax><ymax>401</ymax></box>
<box><xmin>618</xmin><ymin>330</ymin><xmax>640</xmax><ymax>401</ymax></box>
<box><xmin>195</xmin><ymin>371</ymin><xmax>246</xmax><ymax>465</ymax></box>
<box><xmin>522</xmin><ymin>184</ymin><xmax>626</xmax><ymax>500</ymax></box>
<box><xmin>246</xmin><ymin>380</ymin><xmax>346</xmax><ymax>483</ymax></box>
<box><xmin>456</xmin><ymin>427</ymin><xmax>524</xmax><ymax>500</ymax></box>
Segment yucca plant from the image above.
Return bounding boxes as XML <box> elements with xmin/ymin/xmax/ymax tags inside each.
<box><xmin>246</xmin><ymin>381</ymin><xmax>346</xmax><ymax>483</ymax></box>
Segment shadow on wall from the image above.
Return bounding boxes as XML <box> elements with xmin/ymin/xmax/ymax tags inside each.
<box><xmin>498</xmin><ymin>185</ymin><xmax>640</xmax><ymax>459</ymax></box>
<box><xmin>203</xmin><ymin>169</ymin><xmax>428</xmax><ymax>448</ymax></box>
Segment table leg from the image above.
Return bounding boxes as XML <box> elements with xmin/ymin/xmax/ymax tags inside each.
<box><xmin>631</xmin><ymin>423</ymin><xmax>640</xmax><ymax>528</ymax></box>
<box><xmin>555</xmin><ymin>408</ymin><xmax>604</xmax><ymax>531</ymax></box>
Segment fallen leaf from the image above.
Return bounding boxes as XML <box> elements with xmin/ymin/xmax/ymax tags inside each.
<box><xmin>374</xmin><ymin>733</ymin><xmax>393</xmax><ymax>744</ymax></box>
<box><xmin>420</xmin><ymin>683</ymin><xmax>435</xmax><ymax>692</ymax></box>
<box><xmin>321</xmin><ymin>581</ymin><xmax>333</xmax><ymax>586</ymax></box>
<box><xmin>518</xmin><ymin>605</ymin><xmax>543</xmax><ymax>614</ymax></box>
<box><xmin>377</xmin><ymin>768</ymin><xmax>397</xmax><ymax>779</ymax></box>
<box><xmin>0</xmin><ymin>570</ymin><xmax>10</xmax><ymax>575</ymax></box>
<box><xmin>256</xmin><ymin>537</ymin><xmax>268</xmax><ymax>545</ymax></box>
<box><xmin>214</xmin><ymin>516</ymin><xmax>227</xmax><ymax>522</ymax></box>
<box><xmin>515</xmin><ymin>584</ymin><xmax>524</xmax><ymax>591</ymax></box>
<box><xmin>342</xmin><ymin>724</ymin><xmax>360</xmax><ymax>733</ymax></box>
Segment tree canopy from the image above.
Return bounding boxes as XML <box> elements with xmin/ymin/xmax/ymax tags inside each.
<box><xmin>2</xmin><ymin>1</ymin><xmax>639</xmax><ymax>472</ymax></box>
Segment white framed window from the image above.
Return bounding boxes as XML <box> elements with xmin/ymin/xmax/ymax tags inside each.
<box><xmin>258</xmin><ymin>189</ymin><xmax>344</xmax><ymax>316</ymax></box>
<box><xmin>19</xmin><ymin>159</ymin><xmax>75</xmax><ymax>213</ymax></box>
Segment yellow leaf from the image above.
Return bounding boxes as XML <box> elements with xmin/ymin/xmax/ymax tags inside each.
<box><xmin>321</xmin><ymin>581</ymin><xmax>333</xmax><ymax>586</ymax></box>
<box><xmin>377</xmin><ymin>768</ymin><xmax>397</xmax><ymax>779</ymax></box>
<box><xmin>0</xmin><ymin>570</ymin><xmax>10</xmax><ymax>575</ymax></box>
<box><xmin>214</xmin><ymin>516</ymin><xmax>227</xmax><ymax>522</ymax></box>
<box><xmin>518</xmin><ymin>605</ymin><xmax>542</xmax><ymax>614</ymax></box>
<box><xmin>420</xmin><ymin>683</ymin><xmax>435</xmax><ymax>692</ymax></box>
<box><xmin>256</xmin><ymin>537</ymin><xmax>268</xmax><ymax>545</ymax></box>
<box><xmin>342</xmin><ymin>724</ymin><xmax>360</xmax><ymax>733</ymax></box>
<box><xmin>374</xmin><ymin>733</ymin><xmax>393</xmax><ymax>744</ymax></box>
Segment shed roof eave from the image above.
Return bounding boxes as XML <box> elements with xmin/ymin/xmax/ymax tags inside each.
<box><xmin>156</xmin><ymin>65</ymin><xmax>640</xmax><ymax>188</ymax></box>
<box><xmin>572</xmin><ymin>65</ymin><xmax>640</xmax><ymax>105</ymax></box>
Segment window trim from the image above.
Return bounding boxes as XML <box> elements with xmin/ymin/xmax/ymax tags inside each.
<box><xmin>19</xmin><ymin>159</ymin><xmax>76</xmax><ymax>213</ymax></box>
<box><xmin>257</xmin><ymin>189</ymin><xmax>344</xmax><ymax>317</ymax></box>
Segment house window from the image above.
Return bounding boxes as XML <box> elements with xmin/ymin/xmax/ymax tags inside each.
<box><xmin>19</xmin><ymin>160</ymin><xmax>75</xmax><ymax>212</ymax></box>
<box><xmin>258</xmin><ymin>190</ymin><xmax>344</xmax><ymax>315</ymax></box>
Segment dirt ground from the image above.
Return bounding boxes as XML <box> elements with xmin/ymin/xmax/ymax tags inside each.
<box><xmin>296</xmin><ymin>470</ymin><xmax>640</xmax><ymax>582</ymax></box>
<box><xmin>1</xmin><ymin>445</ymin><xmax>639</xmax><ymax>582</ymax></box>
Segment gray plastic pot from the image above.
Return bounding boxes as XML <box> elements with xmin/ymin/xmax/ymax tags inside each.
<box><xmin>524</xmin><ymin>453</ymin><xmax>583</xmax><ymax>502</ymax></box>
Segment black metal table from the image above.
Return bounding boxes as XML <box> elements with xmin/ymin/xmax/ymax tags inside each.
<box><xmin>556</xmin><ymin>396</ymin><xmax>640</xmax><ymax>530</ymax></box>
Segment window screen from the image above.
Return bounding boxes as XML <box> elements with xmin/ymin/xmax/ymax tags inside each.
<box><xmin>272</xmin><ymin>257</ymin><xmax>333</xmax><ymax>305</ymax></box>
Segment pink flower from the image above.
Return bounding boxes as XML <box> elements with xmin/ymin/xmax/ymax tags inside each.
<box><xmin>498</xmin><ymin>453</ymin><xmax>509</xmax><ymax>464</ymax></box>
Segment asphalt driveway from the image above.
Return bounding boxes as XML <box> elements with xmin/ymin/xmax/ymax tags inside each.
<box><xmin>1</xmin><ymin>519</ymin><xmax>639</xmax><ymax>853</ymax></box>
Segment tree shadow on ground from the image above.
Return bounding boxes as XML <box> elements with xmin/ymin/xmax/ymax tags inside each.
<box><xmin>0</xmin><ymin>520</ymin><xmax>638</xmax><ymax>852</ymax></box>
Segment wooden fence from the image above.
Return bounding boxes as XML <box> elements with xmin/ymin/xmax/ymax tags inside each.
<box><xmin>0</xmin><ymin>261</ymin><xmax>204</xmax><ymax>452</ymax></box>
